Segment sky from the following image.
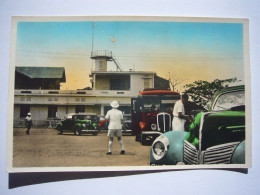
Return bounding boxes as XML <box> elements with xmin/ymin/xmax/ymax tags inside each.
<box><xmin>15</xmin><ymin>20</ymin><xmax>245</xmax><ymax>91</ymax></box>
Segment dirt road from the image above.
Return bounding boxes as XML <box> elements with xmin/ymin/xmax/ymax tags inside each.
<box><xmin>13</xmin><ymin>128</ymin><xmax>151</xmax><ymax>167</ymax></box>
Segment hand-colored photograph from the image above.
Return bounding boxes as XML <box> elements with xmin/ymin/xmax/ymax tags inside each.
<box><xmin>8</xmin><ymin>16</ymin><xmax>251</xmax><ymax>171</ymax></box>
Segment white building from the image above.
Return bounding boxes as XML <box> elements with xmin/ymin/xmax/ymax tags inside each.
<box><xmin>13</xmin><ymin>51</ymin><xmax>168</xmax><ymax>127</ymax></box>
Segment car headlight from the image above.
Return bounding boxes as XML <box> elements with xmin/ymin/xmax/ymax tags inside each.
<box><xmin>139</xmin><ymin>122</ymin><xmax>146</xmax><ymax>130</ymax></box>
<box><xmin>152</xmin><ymin>135</ymin><xmax>169</xmax><ymax>160</ymax></box>
<box><xmin>151</xmin><ymin>123</ymin><xmax>157</xmax><ymax>130</ymax></box>
<box><xmin>82</xmin><ymin>124</ymin><xmax>86</xmax><ymax>127</ymax></box>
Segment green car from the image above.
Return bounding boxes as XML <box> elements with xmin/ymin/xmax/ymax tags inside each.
<box><xmin>55</xmin><ymin>113</ymin><xmax>99</xmax><ymax>136</ymax></box>
<box><xmin>150</xmin><ymin>85</ymin><xmax>245</xmax><ymax>165</ymax></box>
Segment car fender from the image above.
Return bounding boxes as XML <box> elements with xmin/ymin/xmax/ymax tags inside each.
<box><xmin>73</xmin><ymin>123</ymin><xmax>82</xmax><ymax>131</ymax></box>
<box><xmin>150</xmin><ymin>131</ymin><xmax>188</xmax><ymax>165</ymax></box>
<box><xmin>166</xmin><ymin>131</ymin><xmax>188</xmax><ymax>164</ymax></box>
<box><xmin>55</xmin><ymin>123</ymin><xmax>63</xmax><ymax>130</ymax></box>
<box><xmin>231</xmin><ymin>140</ymin><xmax>245</xmax><ymax>164</ymax></box>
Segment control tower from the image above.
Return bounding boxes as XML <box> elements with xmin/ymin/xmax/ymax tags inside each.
<box><xmin>91</xmin><ymin>50</ymin><xmax>123</xmax><ymax>71</ymax></box>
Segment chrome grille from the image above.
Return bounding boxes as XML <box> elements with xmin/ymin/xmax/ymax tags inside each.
<box><xmin>183</xmin><ymin>141</ymin><xmax>240</xmax><ymax>164</ymax></box>
<box><xmin>184</xmin><ymin>140</ymin><xmax>199</xmax><ymax>164</ymax></box>
<box><xmin>157</xmin><ymin>113</ymin><xmax>171</xmax><ymax>132</ymax></box>
<box><xmin>204</xmin><ymin>142</ymin><xmax>240</xmax><ymax>164</ymax></box>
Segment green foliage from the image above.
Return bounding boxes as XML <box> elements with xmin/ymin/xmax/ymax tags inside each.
<box><xmin>183</xmin><ymin>78</ymin><xmax>237</xmax><ymax>108</ymax></box>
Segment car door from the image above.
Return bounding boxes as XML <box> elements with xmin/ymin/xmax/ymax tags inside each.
<box><xmin>63</xmin><ymin>115</ymin><xmax>75</xmax><ymax>130</ymax></box>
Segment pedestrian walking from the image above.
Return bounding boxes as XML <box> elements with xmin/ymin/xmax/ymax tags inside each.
<box><xmin>25</xmin><ymin>112</ymin><xmax>32</xmax><ymax>135</ymax></box>
<box><xmin>105</xmin><ymin>100</ymin><xmax>125</xmax><ymax>155</ymax></box>
<box><xmin>172</xmin><ymin>94</ymin><xmax>191</xmax><ymax>131</ymax></box>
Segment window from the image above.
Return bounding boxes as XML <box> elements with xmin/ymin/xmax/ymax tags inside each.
<box><xmin>26</xmin><ymin>97</ymin><xmax>31</xmax><ymax>101</ymax></box>
<box><xmin>20</xmin><ymin>105</ymin><xmax>30</xmax><ymax>118</ymax></box>
<box><xmin>48</xmin><ymin>105</ymin><xmax>57</xmax><ymax>118</ymax></box>
<box><xmin>144</xmin><ymin>78</ymin><xmax>151</xmax><ymax>89</ymax></box>
<box><xmin>213</xmin><ymin>90</ymin><xmax>245</xmax><ymax>111</ymax></box>
<box><xmin>110</xmin><ymin>76</ymin><xmax>130</xmax><ymax>90</ymax></box>
<box><xmin>99</xmin><ymin>61</ymin><xmax>104</xmax><ymax>70</ymax></box>
<box><xmin>76</xmin><ymin>105</ymin><xmax>85</xmax><ymax>113</ymax></box>
<box><xmin>143</xmin><ymin>99</ymin><xmax>160</xmax><ymax>112</ymax></box>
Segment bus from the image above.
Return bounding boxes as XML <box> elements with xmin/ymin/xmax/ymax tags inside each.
<box><xmin>131</xmin><ymin>89</ymin><xmax>180</xmax><ymax>145</ymax></box>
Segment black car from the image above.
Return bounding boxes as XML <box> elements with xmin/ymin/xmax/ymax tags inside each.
<box><xmin>55</xmin><ymin>113</ymin><xmax>99</xmax><ymax>135</ymax></box>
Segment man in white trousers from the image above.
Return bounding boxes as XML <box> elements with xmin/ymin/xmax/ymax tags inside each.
<box><xmin>105</xmin><ymin>100</ymin><xmax>125</xmax><ymax>155</ymax></box>
<box><xmin>172</xmin><ymin>94</ymin><xmax>191</xmax><ymax>131</ymax></box>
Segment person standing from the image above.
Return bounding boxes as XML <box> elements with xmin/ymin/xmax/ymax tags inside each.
<box><xmin>25</xmin><ymin>112</ymin><xmax>32</xmax><ymax>135</ymax></box>
<box><xmin>105</xmin><ymin>100</ymin><xmax>125</xmax><ymax>155</ymax></box>
<box><xmin>172</xmin><ymin>94</ymin><xmax>191</xmax><ymax>131</ymax></box>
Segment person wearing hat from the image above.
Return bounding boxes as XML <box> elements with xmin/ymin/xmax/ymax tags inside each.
<box><xmin>105</xmin><ymin>100</ymin><xmax>125</xmax><ymax>155</ymax></box>
<box><xmin>25</xmin><ymin>112</ymin><xmax>32</xmax><ymax>135</ymax></box>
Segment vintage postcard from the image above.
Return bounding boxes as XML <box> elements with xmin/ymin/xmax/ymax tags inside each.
<box><xmin>7</xmin><ymin>16</ymin><xmax>251</xmax><ymax>173</ymax></box>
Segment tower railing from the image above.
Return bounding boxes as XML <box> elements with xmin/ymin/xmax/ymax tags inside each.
<box><xmin>91</xmin><ymin>50</ymin><xmax>112</xmax><ymax>58</ymax></box>
<box><xmin>91</xmin><ymin>50</ymin><xmax>123</xmax><ymax>72</ymax></box>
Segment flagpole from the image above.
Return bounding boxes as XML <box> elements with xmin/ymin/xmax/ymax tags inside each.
<box><xmin>91</xmin><ymin>22</ymin><xmax>95</xmax><ymax>71</ymax></box>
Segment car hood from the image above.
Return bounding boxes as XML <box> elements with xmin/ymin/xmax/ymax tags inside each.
<box><xmin>186</xmin><ymin>110</ymin><xmax>245</xmax><ymax>150</ymax></box>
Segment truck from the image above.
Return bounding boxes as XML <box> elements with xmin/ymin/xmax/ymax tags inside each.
<box><xmin>131</xmin><ymin>89</ymin><xmax>180</xmax><ymax>145</ymax></box>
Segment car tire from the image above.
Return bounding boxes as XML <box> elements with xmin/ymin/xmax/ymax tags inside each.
<box><xmin>75</xmin><ymin>128</ymin><xmax>82</xmax><ymax>136</ymax></box>
<box><xmin>56</xmin><ymin>124</ymin><xmax>63</xmax><ymax>135</ymax></box>
<box><xmin>135</xmin><ymin>134</ymin><xmax>140</xmax><ymax>142</ymax></box>
<box><xmin>57</xmin><ymin>130</ymin><xmax>63</xmax><ymax>135</ymax></box>
<box><xmin>141</xmin><ymin>134</ymin><xmax>146</xmax><ymax>145</ymax></box>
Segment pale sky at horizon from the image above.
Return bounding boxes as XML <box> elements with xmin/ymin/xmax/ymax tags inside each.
<box><xmin>15</xmin><ymin>20</ymin><xmax>245</xmax><ymax>91</ymax></box>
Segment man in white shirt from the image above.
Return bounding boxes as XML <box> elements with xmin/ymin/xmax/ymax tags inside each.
<box><xmin>105</xmin><ymin>100</ymin><xmax>125</xmax><ymax>155</ymax></box>
<box><xmin>172</xmin><ymin>94</ymin><xmax>191</xmax><ymax>131</ymax></box>
<box><xmin>25</xmin><ymin>112</ymin><xmax>32</xmax><ymax>135</ymax></box>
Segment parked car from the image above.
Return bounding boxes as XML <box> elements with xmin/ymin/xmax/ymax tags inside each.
<box><xmin>150</xmin><ymin>85</ymin><xmax>245</xmax><ymax>165</ymax></box>
<box><xmin>122</xmin><ymin>114</ymin><xmax>132</xmax><ymax>134</ymax></box>
<box><xmin>55</xmin><ymin>113</ymin><xmax>99</xmax><ymax>135</ymax></box>
<box><xmin>98</xmin><ymin>116</ymin><xmax>109</xmax><ymax>131</ymax></box>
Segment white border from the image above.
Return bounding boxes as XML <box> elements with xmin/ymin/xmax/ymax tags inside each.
<box><xmin>7</xmin><ymin>16</ymin><xmax>251</xmax><ymax>173</ymax></box>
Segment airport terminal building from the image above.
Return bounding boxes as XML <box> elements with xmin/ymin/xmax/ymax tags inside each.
<box><xmin>13</xmin><ymin>51</ymin><xmax>170</xmax><ymax>127</ymax></box>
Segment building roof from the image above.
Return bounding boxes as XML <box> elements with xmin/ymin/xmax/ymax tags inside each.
<box><xmin>90</xmin><ymin>70</ymin><xmax>156</xmax><ymax>75</ymax></box>
<box><xmin>16</xmin><ymin>67</ymin><xmax>66</xmax><ymax>82</ymax></box>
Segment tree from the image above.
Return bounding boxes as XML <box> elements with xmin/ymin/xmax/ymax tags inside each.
<box><xmin>183</xmin><ymin>78</ymin><xmax>238</xmax><ymax>108</ymax></box>
<box><xmin>166</xmin><ymin>71</ymin><xmax>186</xmax><ymax>92</ymax></box>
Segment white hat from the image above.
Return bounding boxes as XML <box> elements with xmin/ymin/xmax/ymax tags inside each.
<box><xmin>110</xmin><ymin>100</ymin><xmax>119</xmax><ymax>108</ymax></box>
<box><xmin>27</xmin><ymin>113</ymin><xmax>31</xmax><ymax>116</ymax></box>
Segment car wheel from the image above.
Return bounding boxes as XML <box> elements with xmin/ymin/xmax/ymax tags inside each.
<box><xmin>141</xmin><ymin>134</ymin><xmax>146</xmax><ymax>145</ymax></box>
<box><xmin>75</xmin><ymin>128</ymin><xmax>82</xmax><ymax>136</ymax></box>
<box><xmin>135</xmin><ymin>134</ymin><xmax>140</xmax><ymax>142</ymax></box>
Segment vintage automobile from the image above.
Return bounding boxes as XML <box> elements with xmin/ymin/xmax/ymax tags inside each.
<box><xmin>131</xmin><ymin>89</ymin><xmax>180</xmax><ymax>145</ymax></box>
<box><xmin>150</xmin><ymin>85</ymin><xmax>245</xmax><ymax>165</ymax></box>
<box><xmin>98</xmin><ymin>116</ymin><xmax>108</xmax><ymax>131</ymax></box>
<box><xmin>55</xmin><ymin>113</ymin><xmax>99</xmax><ymax>135</ymax></box>
<box><xmin>98</xmin><ymin>114</ymin><xmax>132</xmax><ymax>134</ymax></box>
<box><xmin>122</xmin><ymin>114</ymin><xmax>132</xmax><ymax>133</ymax></box>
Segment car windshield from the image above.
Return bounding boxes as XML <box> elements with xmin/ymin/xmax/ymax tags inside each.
<box><xmin>212</xmin><ymin>90</ymin><xmax>245</xmax><ymax>111</ymax></box>
<box><xmin>81</xmin><ymin>115</ymin><xmax>96</xmax><ymax>120</ymax></box>
<box><xmin>66</xmin><ymin>115</ymin><xmax>72</xmax><ymax>119</ymax></box>
<box><xmin>143</xmin><ymin>99</ymin><xmax>160</xmax><ymax>112</ymax></box>
<box><xmin>142</xmin><ymin>99</ymin><xmax>175</xmax><ymax>112</ymax></box>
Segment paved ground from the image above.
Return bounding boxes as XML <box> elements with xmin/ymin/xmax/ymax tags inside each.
<box><xmin>13</xmin><ymin>128</ymin><xmax>151</xmax><ymax>167</ymax></box>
